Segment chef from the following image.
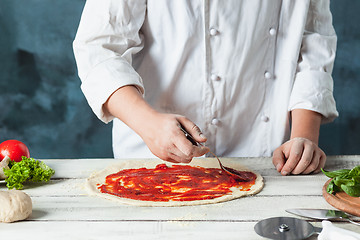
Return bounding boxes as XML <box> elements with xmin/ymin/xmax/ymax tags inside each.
<box><xmin>73</xmin><ymin>0</ymin><xmax>338</xmax><ymax>176</ymax></box>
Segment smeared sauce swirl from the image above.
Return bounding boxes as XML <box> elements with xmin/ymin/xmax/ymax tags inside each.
<box><xmin>98</xmin><ymin>164</ymin><xmax>256</xmax><ymax>202</ymax></box>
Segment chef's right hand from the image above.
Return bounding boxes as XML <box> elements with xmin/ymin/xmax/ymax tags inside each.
<box><xmin>140</xmin><ymin>113</ymin><xmax>210</xmax><ymax>163</ymax></box>
<box><xmin>103</xmin><ymin>85</ymin><xmax>209</xmax><ymax>163</ymax></box>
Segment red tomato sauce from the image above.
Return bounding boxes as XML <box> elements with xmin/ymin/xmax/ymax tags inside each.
<box><xmin>98</xmin><ymin>164</ymin><xmax>256</xmax><ymax>202</ymax></box>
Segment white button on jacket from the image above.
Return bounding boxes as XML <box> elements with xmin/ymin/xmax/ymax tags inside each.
<box><xmin>264</xmin><ymin>72</ymin><xmax>272</xmax><ymax>80</ymax></box>
<box><xmin>73</xmin><ymin>0</ymin><xmax>338</xmax><ymax>158</ymax></box>
<box><xmin>269</xmin><ymin>28</ymin><xmax>277</xmax><ymax>36</ymax></box>
<box><xmin>211</xmin><ymin>118</ymin><xmax>220</xmax><ymax>126</ymax></box>
<box><xmin>209</xmin><ymin>28</ymin><xmax>219</xmax><ymax>36</ymax></box>
<box><xmin>261</xmin><ymin>116</ymin><xmax>270</xmax><ymax>122</ymax></box>
<box><xmin>211</xmin><ymin>74</ymin><xmax>221</xmax><ymax>81</ymax></box>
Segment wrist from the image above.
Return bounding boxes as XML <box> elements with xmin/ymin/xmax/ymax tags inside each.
<box><xmin>104</xmin><ymin>85</ymin><xmax>160</xmax><ymax>135</ymax></box>
<box><xmin>287</xmin><ymin>137</ymin><xmax>316</xmax><ymax>145</ymax></box>
<box><xmin>290</xmin><ymin>109</ymin><xmax>322</xmax><ymax>144</ymax></box>
<box><xmin>290</xmin><ymin>135</ymin><xmax>319</xmax><ymax>145</ymax></box>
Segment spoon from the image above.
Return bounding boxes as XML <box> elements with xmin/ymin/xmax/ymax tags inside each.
<box><xmin>179</xmin><ymin>126</ymin><xmax>250</xmax><ymax>181</ymax></box>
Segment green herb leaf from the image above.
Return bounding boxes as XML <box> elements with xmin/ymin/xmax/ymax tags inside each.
<box><xmin>349</xmin><ymin>166</ymin><xmax>360</xmax><ymax>177</ymax></box>
<box><xmin>3</xmin><ymin>156</ymin><xmax>55</xmax><ymax>190</ymax></box>
<box><xmin>326</xmin><ymin>180</ymin><xmax>341</xmax><ymax>194</ymax></box>
<box><xmin>340</xmin><ymin>184</ymin><xmax>360</xmax><ymax>197</ymax></box>
<box><xmin>321</xmin><ymin>168</ymin><xmax>350</xmax><ymax>178</ymax></box>
<box><xmin>322</xmin><ymin>165</ymin><xmax>360</xmax><ymax>196</ymax></box>
<box><xmin>326</xmin><ymin>180</ymin><xmax>336</xmax><ymax>194</ymax></box>
<box><xmin>352</xmin><ymin>176</ymin><xmax>360</xmax><ymax>184</ymax></box>
<box><xmin>333</xmin><ymin>176</ymin><xmax>355</xmax><ymax>187</ymax></box>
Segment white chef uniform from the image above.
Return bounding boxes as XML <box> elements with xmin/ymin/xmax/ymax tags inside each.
<box><xmin>73</xmin><ymin>0</ymin><xmax>338</xmax><ymax>158</ymax></box>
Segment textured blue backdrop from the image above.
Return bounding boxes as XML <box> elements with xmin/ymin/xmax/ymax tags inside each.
<box><xmin>0</xmin><ymin>0</ymin><xmax>359</xmax><ymax>158</ymax></box>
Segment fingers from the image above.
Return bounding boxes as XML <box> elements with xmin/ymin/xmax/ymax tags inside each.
<box><xmin>314</xmin><ymin>150</ymin><xmax>326</xmax><ymax>173</ymax></box>
<box><xmin>275</xmin><ymin>138</ymin><xmax>327</xmax><ymax>176</ymax></box>
<box><xmin>280</xmin><ymin>139</ymin><xmax>305</xmax><ymax>175</ymax></box>
<box><xmin>168</xmin><ymin>153</ymin><xmax>191</xmax><ymax>164</ymax></box>
<box><xmin>301</xmin><ymin>150</ymin><xmax>320</xmax><ymax>175</ymax></box>
<box><xmin>194</xmin><ymin>145</ymin><xmax>210</xmax><ymax>157</ymax></box>
<box><xmin>291</xmin><ymin>143</ymin><xmax>314</xmax><ymax>175</ymax></box>
<box><xmin>159</xmin><ymin>116</ymin><xmax>209</xmax><ymax>164</ymax></box>
<box><xmin>177</xmin><ymin>117</ymin><xmax>207</xmax><ymax>143</ymax></box>
<box><xmin>143</xmin><ymin>114</ymin><xmax>209</xmax><ymax>164</ymax></box>
<box><xmin>154</xmin><ymin>142</ymin><xmax>198</xmax><ymax>164</ymax></box>
<box><xmin>172</xmin><ymin>128</ymin><xmax>209</xmax><ymax>162</ymax></box>
<box><xmin>161</xmin><ymin>143</ymin><xmax>209</xmax><ymax>164</ymax></box>
<box><xmin>272</xmin><ymin>148</ymin><xmax>286</xmax><ymax>173</ymax></box>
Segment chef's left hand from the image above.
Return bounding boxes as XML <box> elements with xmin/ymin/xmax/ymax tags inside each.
<box><xmin>272</xmin><ymin>137</ymin><xmax>326</xmax><ymax>175</ymax></box>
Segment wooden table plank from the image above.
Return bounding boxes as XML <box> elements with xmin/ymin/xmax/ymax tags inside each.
<box><xmin>0</xmin><ymin>221</ymin><xmax>319</xmax><ymax>240</ymax></box>
<box><xmin>27</xmin><ymin>195</ymin><xmax>336</xmax><ymax>221</ymax></box>
<box><xmin>3</xmin><ymin>220</ymin><xmax>360</xmax><ymax>240</ymax></box>
<box><xmin>1</xmin><ymin>156</ymin><xmax>359</xmax><ymax>240</ymax></box>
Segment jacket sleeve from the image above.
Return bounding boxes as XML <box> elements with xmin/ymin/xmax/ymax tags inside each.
<box><xmin>73</xmin><ymin>0</ymin><xmax>146</xmax><ymax>123</ymax></box>
<box><xmin>288</xmin><ymin>0</ymin><xmax>338</xmax><ymax>123</ymax></box>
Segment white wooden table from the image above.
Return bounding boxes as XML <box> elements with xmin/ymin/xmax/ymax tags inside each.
<box><xmin>1</xmin><ymin>156</ymin><xmax>359</xmax><ymax>239</ymax></box>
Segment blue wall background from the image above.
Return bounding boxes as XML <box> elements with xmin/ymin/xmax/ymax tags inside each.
<box><xmin>0</xmin><ymin>0</ymin><xmax>359</xmax><ymax>159</ymax></box>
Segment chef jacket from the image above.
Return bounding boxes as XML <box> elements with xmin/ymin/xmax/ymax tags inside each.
<box><xmin>73</xmin><ymin>0</ymin><xmax>338</xmax><ymax>158</ymax></box>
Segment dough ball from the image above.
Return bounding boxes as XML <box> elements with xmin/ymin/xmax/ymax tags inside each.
<box><xmin>0</xmin><ymin>190</ymin><xmax>32</xmax><ymax>223</ymax></box>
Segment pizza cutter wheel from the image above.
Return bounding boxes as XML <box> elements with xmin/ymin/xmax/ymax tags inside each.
<box><xmin>254</xmin><ymin>217</ymin><xmax>321</xmax><ymax>240</ymax></box>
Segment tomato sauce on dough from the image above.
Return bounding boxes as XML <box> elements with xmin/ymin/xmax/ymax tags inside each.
<box><xmin>98</xmin><ymin>164</ymin><xmax>256</xmax><ymax>202</ymax></box>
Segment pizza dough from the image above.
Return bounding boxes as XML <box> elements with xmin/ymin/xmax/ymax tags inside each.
<box><xmin>0</xmin><ymin>189</ymin><xmax>32</xmax><ymax>223</ymax></box>
<box><xmin>86</xmin><ymin>158</ymin><xmax>264</xmax><ymax>207</ymax></box>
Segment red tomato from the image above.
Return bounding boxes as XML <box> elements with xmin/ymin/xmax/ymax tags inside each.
<box><xmin>0</xmin><ymin>140</ymin><xmax>30</xmax><ymax>162</ymax></box>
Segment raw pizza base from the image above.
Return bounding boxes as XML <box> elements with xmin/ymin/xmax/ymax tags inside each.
<box><xmin>85</xmin><ymin>158</ymin><xmax>264</xmax><ymax>207</ymax></box>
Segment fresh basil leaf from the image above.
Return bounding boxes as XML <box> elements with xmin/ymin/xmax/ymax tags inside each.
<box><xmin>341</xmin><ymin>184</ymin><xmax>360</xmax><ymax>197</ymax></box>
<box><xmin>349</xmin><ymin>166</ymin><xmax>360</xmax><ymax>177</ymax></box>
<box><xmin>326</xmin><ymin>210</ymin><xmax>345</xmax><ymax>218</ymax></box>
<box><xmin>326</xmin><ymin>180</ymin><xmax>335</xmax><ymax>194</ymax></box>
<box><xmin>333</xmin><ymin>176</ymin><xmax>355</xmax><ymax>187</ymax></box>
<box><xmin>321</xmin><ymin>168</ymin><xmax>350</xmax><ymax>178</ymax></box>
<box><xmin>352</xmin><ymin>176</ymin><xmax>360</xmax><ymax>184</ymax></box>
<box><xmin>326</xmin><ymin>180</ymin><xmax>341</xmax><ymax>194</ymax></box>
<box><xmin>323</xmin><ymin>165</ymin><xmax>360</xmax><ymax>196</ymax></box>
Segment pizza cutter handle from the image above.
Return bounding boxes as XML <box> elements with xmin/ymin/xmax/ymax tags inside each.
<box><xmin>314</xmin><ymin>226</ymin><xmax>322</xmax><ymax>234</ymax></box>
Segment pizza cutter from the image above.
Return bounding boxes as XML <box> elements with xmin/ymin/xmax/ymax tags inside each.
<box><xmin>254</xmin><ymin>217</ymin><xmax>321</xmax><ymax>240</ymax></box>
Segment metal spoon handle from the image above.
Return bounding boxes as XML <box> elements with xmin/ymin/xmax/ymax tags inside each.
<box><xmin>179</xmin><ymin>126</ymin><xmax>245</xmax><ymax>178</ymax></box>
<box><xmin>346</xmin><ymin>218</ymin><xmax>360</xmax><ymax>226</ymax></box>
<box><xmin>205</xmin><ymin>149</ymin><xmax>227</xmax><ymax>170</ymax></box>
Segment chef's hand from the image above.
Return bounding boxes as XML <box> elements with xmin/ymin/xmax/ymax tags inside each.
<box><xmin>272</xmin><ymin>137</ymin><xmax>326</xmax><ymax>175</ymax></box>
<box><xmin>103</xmin><ymin>85</ymin><xmax>209</xmax><ymax>164</ymax></box>
<box><xmin>140</xmin><ymin>113</ymin><xmax>210</xmax><ymax>163</ymax></box>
